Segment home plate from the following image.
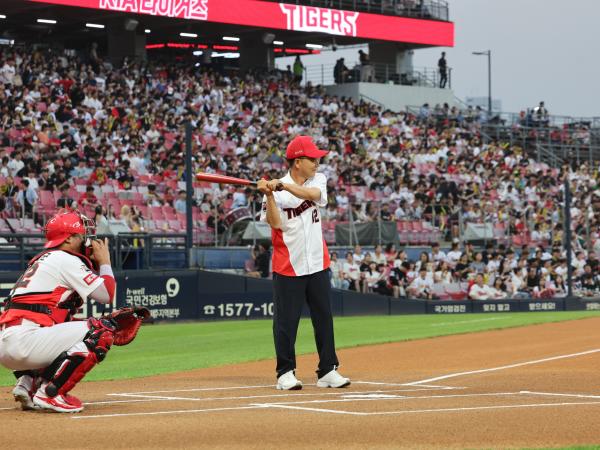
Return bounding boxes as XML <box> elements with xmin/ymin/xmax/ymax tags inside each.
<box><xmin>341</xmin><ymin>394</ymin><xmax>405</xmax><ymax>399</ymax></box>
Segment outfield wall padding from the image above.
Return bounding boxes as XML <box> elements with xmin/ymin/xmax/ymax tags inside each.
<box><xmin>0</xmin><ymin>270</ymin><xmax>598</xmax><ymax>320</ymax></box>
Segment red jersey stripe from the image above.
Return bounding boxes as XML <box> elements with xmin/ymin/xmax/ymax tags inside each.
<box><xmin>322</xmin><ymin>239</ymin><xmax>330</xmax><ymax>271</ymax></box>
<box><xmin>271</xmin><ymin>228</ymin><xmax>296</xmax><ymax>276</ymax></box>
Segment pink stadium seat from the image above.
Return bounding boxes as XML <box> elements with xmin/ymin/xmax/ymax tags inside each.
<box><xmin>168</xmin><ymin>220</ymin><xmax>184</xmax><ymax>232</ymax></box>
<box><xmin>150</xmin><ymin>206</ymin><xmax>165</xmax><ymax>220</ymax></box>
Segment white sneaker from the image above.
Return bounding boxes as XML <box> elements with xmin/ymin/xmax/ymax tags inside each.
<box><xmin>317</xmin><ymin>369</ymin><xmax>350</xmax><ymax>388</ymax></box>
<box><xmin>276</xmin><ymin>370</ymin><xmax>303</xmax><ymax>390</ymax></box>
<box><xmin>12</xmin><ymin>375</ymin><xmax>39</xmax><ymax>411</ymax></box>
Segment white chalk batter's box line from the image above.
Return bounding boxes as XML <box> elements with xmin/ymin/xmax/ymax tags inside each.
<box><xmin>71</xmin><ymin>390</ymin><xmax>600</xmax><ymax>420</ymax></box>
<box><xmin>71</xmin><ymin>347</ymin><xmax>600</xmax><ymax>419</ymax></box>
<box><xmin>101</xmin><ymin>386</ymin><xmax>460</xmax><ymax>403</ymax></box>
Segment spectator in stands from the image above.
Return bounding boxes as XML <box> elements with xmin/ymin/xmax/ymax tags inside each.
<box><xmin>246</xmin><ymin>243</ymin><xmax>271</xmax><ymax>279</ymax></box>
<box><xmin>206</xmin><ymin>207</ymin><xmax>226</xmax><ymax>235</ymax></box>
<box><xmin>453</xmin><ymin>254</ymin><xmax>471</xmax><ymax>281</ymax></box>
<box><xmin>199</xmin><ymin>193</ymin><xmax>214</xmax><ymax>213</ymax></box>
<box><xmin>578</xmin><ymin>264</ymin><xmax>599</xmax><ymax>295</ymax></box>
<box><xmin>438</xmin><ymin>52</ymin><xmax>448</xmax><ymax>88</ymax></box>
<box><xmin>384</xmin><ymin>243</ymin><xmax>397</xmax><ymax>264</ymax></box>
<box><xmin>408</xmin><ymin>268</ymin><xmax>434</xmax><ymax>299</ymax></box>
<box><xmin>470</xmin><ymin>252</ymin><xmax>486</xmax><ymax>273</ymax></box>
<box><xmin>446</xmin><ymin>241</ymin><xmax>462</xmax><ymax>267</ymax></box>
<box><xmin>335</xmin><ymin>187</ymin><xmax>349</xmax><ymax>210</ymax></box>
<box><xmin>415</xmin><ymin>251</ymin><xmax>430</xmax><ymax>272</ymax></box>
<box><xmin>1</xmin><ymin>176</ymin><xmax>18</xmax><ymax>215</ymax></box>
<box><xmin>371</xmin><ymin>245</ymin><xmax>387</xmax><ymax>265</ymax></box>
<box><xmin>16</xmin><ymin>178</ymin><xmax>37</xmax><ymax>219</ymax></box>
<box><xmin>117</xmin><ymin>166</ymin><xmax>135</xmax><ymax>191</ymax></box>
<box><xmin>329</xmin><ymin>251</ymin><xmax>344</xmax><ymax>289</ymax></box>
<box><xmin>334</xmin><ymin>58</ymin><xmax>349</xmax><ymax>84</ymax></box>
<box><xmin>342</xmin><ymin>251</ymin><xmax>361</xmax><ymax>291</ymax></box>
<box><xmin>94</xmin><ymin>205</ymin><xmax>110</xmax><ymax>235</ymax></box>
<box><xmin>358</xmin><ymin>49</ymin><xmax>374</xmax><ymax>82</ymax></box>
<box><xmin>56</xmin><ymin>185</ymin><xmax>75</xmax><ymax>209</ymax></box>
<box><xmin>106</xmin><ymin>203</ymin><xmax>117</xmax><ymax>220</ymax></box>
<box><xmin>174</xmin><ymin>190</ymin><xmax>187</xmax><ymax>214</ymax></box>
<box><xmin>351</xmin><ymin>203</ymin><xmax>369</xmax><ymax>222</ymax></box>
<box><xmin>533</xmin><ymin>101</ymin><xmax>549</xmax><ymax>125</ymax></box>
<box><xmin>352</xmin><ymin>244</ymin><xmax>364</xmax><ymax>264</ymax></box>
<box><xmin>293</xmin><ymin>55</ymin><xmax>304</xmax><ymax>83</ymax></box>
<box><xmin>37</xmin><ymin>168</ymin><xmax>54</xmax><ymax>192</ymax></box>
<box><xmin>232</xmin><ymin>186</ymin><xmax>249</xmax><ymax>209</ymax></box>
<box><xmin>430</xmin><ymin>242</ymin><xmax>446</xmax><ymax>264</ymax></box>
<box><xmin>0</xmin><ymin>157</ymin><xmax>9</xmax><ymax>177</ymax></box>
<box><xmin>78</xmin><ymin>185</ymin><xmax>98</xmax><ymax>208</ymax></box>
<box><xmin>50</xmin><ymin>170</ymin><xmax>69</xmax><ymax>193</ymax></box>
<box><xmin>469</xmin><ymin>273</ymin><xmax>507</xmax><ymax>300</ymax></box>
<box><xmin>8</xmin><ymin>151</ymin><xmax>24</xmax><ymax>178</ymax></box>
<box><xmin>380</xmin><ymin>203</ymin><xmax>393</xmax><ymax>221</ymax></box>
<box><xmin>145</xmin><ymin>184</ymin><xmax>163</xmax><ymax>206</ymax></box>
<box><xmin>434</xmin><ymin>261</ymin><xmax>453</xmax><ymax>284</ymax></box>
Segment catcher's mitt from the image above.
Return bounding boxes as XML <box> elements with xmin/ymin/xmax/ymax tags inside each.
<box><xmin>104</xmin><ymin>306</ymin><xmax>151</xmax><ymax>346</ymax></box>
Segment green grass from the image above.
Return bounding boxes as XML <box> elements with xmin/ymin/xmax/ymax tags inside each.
<box><xmin>1</xmin><ymin>311</ymin><xmax>599</xmax><ymax>386</ymax></box>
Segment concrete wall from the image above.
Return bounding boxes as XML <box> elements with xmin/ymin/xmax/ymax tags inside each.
<box><xmin>325</xmin><ymin>82</ymin><xmax>456</xmax><ymax>112</ymax></box>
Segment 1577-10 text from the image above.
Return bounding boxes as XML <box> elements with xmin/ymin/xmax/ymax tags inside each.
<box><xmin>202</xmin><ymin>302</ymin><xmax>274</xmax><ymax>318</ymax></box>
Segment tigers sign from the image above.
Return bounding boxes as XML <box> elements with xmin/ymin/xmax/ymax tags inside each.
<box><xmin>28</xmin><ymin>0</ymin><xmax>454</xmax><ymax>46</ymax></box>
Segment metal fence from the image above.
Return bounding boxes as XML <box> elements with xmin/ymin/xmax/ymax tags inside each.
<box><xmin>0</xmin><ymin>233</ymin><xmax>189</xmax><ymax>271</ymax></box>
<box><xmin>304</xmin><ymin>62</ymin><xmax>450</xmax><ymax>88</ymax></box>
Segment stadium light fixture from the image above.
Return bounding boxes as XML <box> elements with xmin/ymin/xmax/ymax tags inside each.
<box><xmin>305</xmin><ymin>43</ymin><xmax>323</xmax><ymax>49</ymax></box>
<box><xmin>0</xmin><ymin>15</ymin><xmax>6</xmax><ymax>19</ymax></box>
<box><xmin>180</xmin><ymin>32</ymin><xmax>197</xmax><ymax>38</ymax></box>
<box><xmin>86</xmin><ymin>23</ymin><xmax>104</xmax><ymax>29</ymax></box>
<box><xmin>145</xmin><ymin>29</ymin><xmax>151</xmax><ymax>34</ymax></box>
<box><xmin>472</xmin><ymin>50</ymin><xmax>492</xmax><ymax>116</ymax></box>
<box><xmin>273</xmin><ymin>40</ymin><xmax>284</xmax><ymax>46</ymax></box>
<box><xmin>222</xmin><ymin>36</ymin><xmax>239</xmax><ymax>42</ymax></box>
<box><xmin>37</xmin><ymin>19</ymin><xmax>57</xmax><ymax>24</ymax></box>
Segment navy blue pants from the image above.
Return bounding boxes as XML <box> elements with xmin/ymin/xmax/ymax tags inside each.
<box><xmin>272</xmin><ymin>269</ymin><xmax>339</xmax><ymax>379</ymax></box>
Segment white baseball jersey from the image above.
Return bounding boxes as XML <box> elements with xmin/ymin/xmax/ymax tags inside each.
<box><xmin>261</xmin><ymin>172</ymin><xmax>330</xmax><ymax>276</ymax></box>
<box><xmin>0</xmin><ymin>250</ymin><xmax>104</xmax><ymax>327</ymax></box>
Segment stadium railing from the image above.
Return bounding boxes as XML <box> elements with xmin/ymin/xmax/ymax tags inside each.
<box><xmin>304</xmin><ymin>62</ymin><xmax>449</xmax><ymax>88</ymax></box>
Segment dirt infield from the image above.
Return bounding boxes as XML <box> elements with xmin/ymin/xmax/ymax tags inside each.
<box><xmin>2</xmin><ymin>317</ymin><xmax>599</xmax><ymax>449</ymax></box>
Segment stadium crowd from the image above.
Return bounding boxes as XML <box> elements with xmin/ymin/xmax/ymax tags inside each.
<box><xmin>0</xmin><ymin>45</ymin><xmax>599</xmax><ymax>299</ymax></box>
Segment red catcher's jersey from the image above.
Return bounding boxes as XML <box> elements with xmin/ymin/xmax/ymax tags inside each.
<box><xmin>0</xmin><ymin>250</ymin><xmax>104</xmax><ymax>327</ymax></box>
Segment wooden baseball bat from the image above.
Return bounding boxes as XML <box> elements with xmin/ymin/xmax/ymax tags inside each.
<box><xmin>196</xmin><ymin>172</ymin><xmax>257</xmax><ymax>187</ymax></box>
<box><xmin>195</xmin><ymin>172</ymin><xmax>283</xmax><ymax>190</ymax></box>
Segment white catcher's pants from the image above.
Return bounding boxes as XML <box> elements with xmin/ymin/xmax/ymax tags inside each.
<box><xmin>0</xmin><ymin>320</ymin><xmax>89</xmax><ymax>370</ymax></box>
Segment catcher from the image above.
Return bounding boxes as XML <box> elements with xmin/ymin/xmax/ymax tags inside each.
<box><xmin>0</xmin><ymin>209</ymin><xmax>149</xmax><ymax>413</ymax></box>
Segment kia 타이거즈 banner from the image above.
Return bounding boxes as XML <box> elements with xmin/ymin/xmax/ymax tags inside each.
<box><xmin>27</xmin><ymin>0</ymin><xmax>454</xmax><ymax>46</ymax></box>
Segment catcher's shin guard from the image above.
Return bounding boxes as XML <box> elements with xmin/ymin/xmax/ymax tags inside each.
<box><xmin>43</xmin><ymin>318</ymin><xmax>115</xmax><ymax>397</ymax></box>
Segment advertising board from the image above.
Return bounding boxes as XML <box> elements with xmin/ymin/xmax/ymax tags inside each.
<box><xmin>29</xmin><ymin>0</ymin><xmax>454</xmax><ymax>46</ymax></box>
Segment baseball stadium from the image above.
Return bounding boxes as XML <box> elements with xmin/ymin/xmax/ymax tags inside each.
<box><xmin>0</xmin><ymin>0</ymin><xmax>599</xmax><ymax>448</ymax></box>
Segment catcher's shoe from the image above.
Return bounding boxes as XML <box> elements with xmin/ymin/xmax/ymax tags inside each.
<box><xmin>13</xmin><ymin>375</ymin><xmax>40</xmax><ymax>411</ymax></box>
<box><xmin>276</xmin><ymin>370</ymin><xmax>303</xmax><ymax>390</ymax></box>
<box><xmin>33</xmin><ymin>386</ymin><xmax>84</xmax><ymax>413</ymax></box>
<box><xmin>316</xmin><ymin>369</ymin><xmax>350</xmax><ymax>388</ymax></box>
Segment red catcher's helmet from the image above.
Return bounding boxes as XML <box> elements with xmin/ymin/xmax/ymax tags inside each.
<box><xmin>44</xmin><ymin>209</ymin><xmax>96</xmax><ymax>249</ymax></box>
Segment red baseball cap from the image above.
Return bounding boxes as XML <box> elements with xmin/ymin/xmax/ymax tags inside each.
<box><xmin>285</xmin><ymin>136</ymin><xmax>328</xmax><ymax>159</ymax></box>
